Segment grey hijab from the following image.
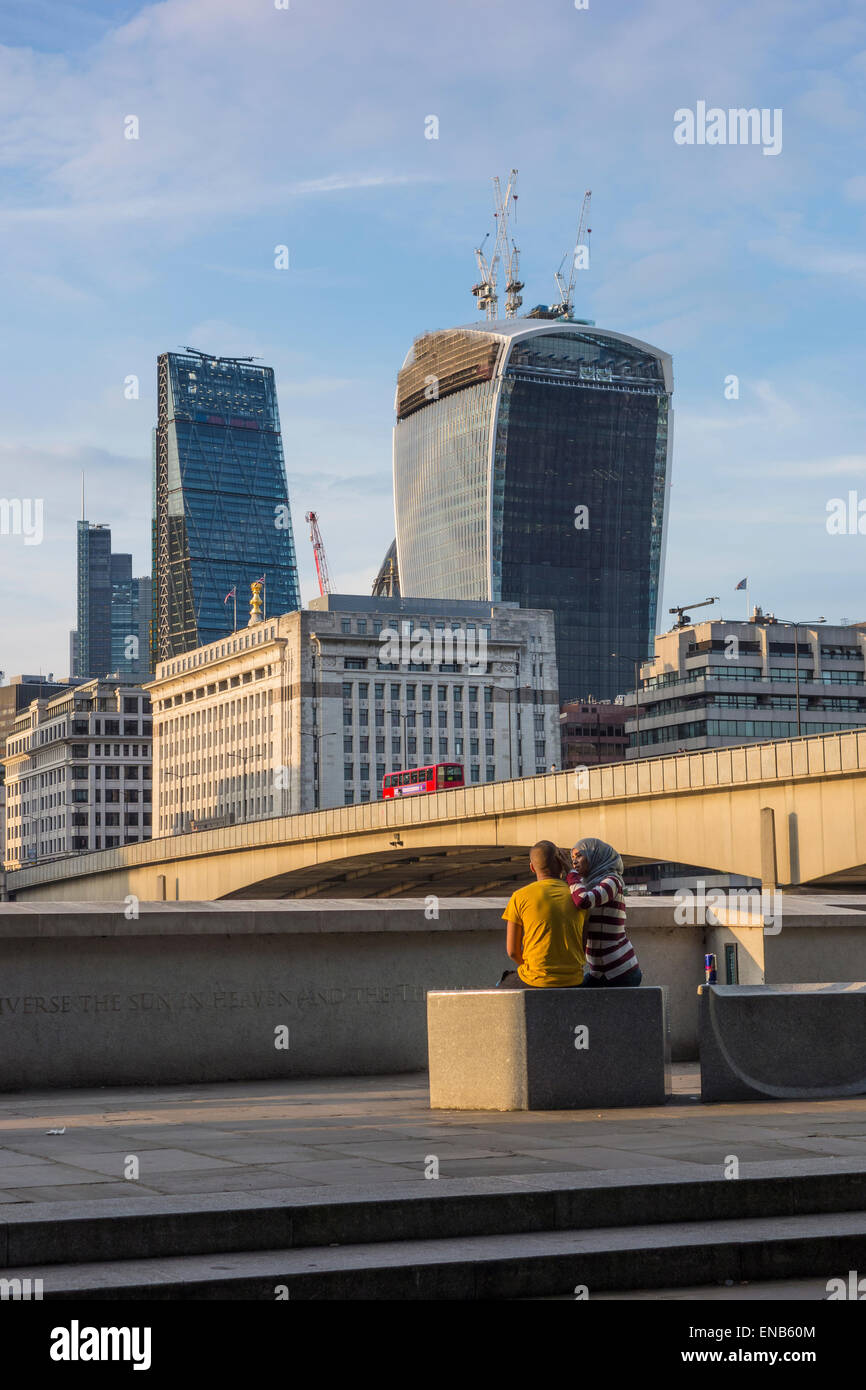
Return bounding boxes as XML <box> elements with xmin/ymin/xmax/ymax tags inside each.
<box><xmin>573</xmin><ymin>837</ymin><xmax>623</xmax><ymax>888</ymax></box>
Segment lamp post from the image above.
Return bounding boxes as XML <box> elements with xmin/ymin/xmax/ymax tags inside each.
<box><xmin>610</xmin><ymin>652</ymin><xmax>644</xmax><ymax>759</ymax></box>
<box><xmin>770</xmin><ymin>617</ymin><xmax>825</xmax><ymax>738</ymax></box>
<box><xmin>310</xmin><ymin>729</ymin><xmax>337</xmax><ymax>810</ymax></box>
<box><xmin>225</xmin><ymin>749</ymin><xmax>251</xmax><ymax>823</ymax></box>
<box><xmin>162</xmin><ymin>767</ymin><xmax>186</xmax><ymax>834</ymax></box>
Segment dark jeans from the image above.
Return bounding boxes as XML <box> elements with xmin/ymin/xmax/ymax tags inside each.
<box><xmin>495</xmin><ymin>970</ymin><xmax>581</xmax><ymax>990</ymax></box>
<box><xmin>581</xmin><ymin>966</ymin><xmax>643</xmax><ymax>988</ymax></box>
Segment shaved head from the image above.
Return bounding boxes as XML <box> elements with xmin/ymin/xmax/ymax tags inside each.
<box><xmin>530</xmin><ymin>840</ymin><xmax>561</xmax><ymax>877</ymax></box>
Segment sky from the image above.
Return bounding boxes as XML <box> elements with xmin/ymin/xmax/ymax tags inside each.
<box><xmin>0</xmin><ymin>0</ymin><xmax>864</xmax><ymax>678</ymax></box>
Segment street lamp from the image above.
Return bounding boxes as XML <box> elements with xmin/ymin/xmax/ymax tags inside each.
<box><xmin>225</xmin><ymin>749</ymin><xmax>251</xmax><ymax>823</ymax></box>
<box><xmin>610</xmin><ymin>652</ymin><xmax>645</xmax><ymax>759</ymax></box>
<box><xmin>309</xmin><ymin>729</ymin><xmax>337</xmax><ymax>810</ymax></box>
<box><xmin>768</xmin><ymin>617</ymin><xmax>825</xmax><ymax>738</ymax></box>
<box><xmin>162</xmin><ymin>767</ymin><xmax>186</xmax><ymax>834</ymax></box>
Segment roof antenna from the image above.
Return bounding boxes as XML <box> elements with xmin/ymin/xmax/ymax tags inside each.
<box><xmin>81</xmin><ymin>471</ymin><xmax>85</xmax><ymax>521</ymax></box>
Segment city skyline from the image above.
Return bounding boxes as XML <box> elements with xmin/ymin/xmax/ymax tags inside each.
<box><xmin>1</xmin><ymin>0</ymin><xmax>864</xmax><ymax>679</ymax></box>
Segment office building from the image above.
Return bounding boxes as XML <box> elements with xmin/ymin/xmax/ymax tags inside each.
<box><xmin>560</xmin><ymin>697</ymin><xmax>629</xmax><ymax>768</ymax></box>
<box><xmin>3</xmin><ymin>679</ymin><xmax>152</xmax><ymax>868</ymax></box>
<box><xmin>625</xmin><ymin>612</ymin><xmax>866</xmax><ymax>757</ymax></box>
<box><xmin>152</xmin><ymin>349</ymin><xmax>301</xmax><ymax>664</ymax></box>
<box><xmin>146</xmin><ymin>594</ymin><xmax>559</xmax><ymax>835</ymax></box>
<box><xmin>73</xmin><ymin>522</ymin><xmax>151</xmax><ymax>681</ymax></box>
<box><xmin>393</xmin><ymin>319</ymin><xmax>673</xmax><ymax>702</ymax></box>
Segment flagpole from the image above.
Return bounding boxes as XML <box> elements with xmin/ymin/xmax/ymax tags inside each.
<box><xmin>234</xmin><ymin>590</ymin><xmax>237</xmax><ymax>633</ymax></box>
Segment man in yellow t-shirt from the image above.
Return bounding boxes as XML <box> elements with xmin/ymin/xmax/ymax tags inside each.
<box><xmin>497</xmin><ymin>841</ymin><xmax>587</xmax><ymax>989</ymax></box>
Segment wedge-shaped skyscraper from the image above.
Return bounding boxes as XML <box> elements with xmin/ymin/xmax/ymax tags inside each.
<box><xmin>153</xmin><ymin>350</ymin><xmax>300</xmax><ymax>662</ymax></box>
<box><xmin>393</xmin><ymin>320</ymin><xmax>673</xmax><ymax>700</ymax></box>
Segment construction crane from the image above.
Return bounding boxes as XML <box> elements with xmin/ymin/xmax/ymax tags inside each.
<box><xmin>504</xmin><ymin>236</ymin><xmax>524</xmax><ymax>318</ymax></box>
<box><xmin>554</xmin><ymin>189</ymin><xmax>592</xmax><ymax>318</ymax></box>
<box><xmin>305</xmin><ymin>511</ymin><xmax>333</xmax><ymax>597</ymax></box>
<box><xmin>471</xmin><ymin>169</ymin><xmax>518</xmax><ymax>321</ymax></box>
<box><xmin>669</xmin><ymin>596</ymin><xmax>720</xmax><ymax>629</ymax></box>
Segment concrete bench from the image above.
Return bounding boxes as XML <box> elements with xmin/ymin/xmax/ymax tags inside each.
<box><xmin>698</xmin><ymin>983</ymin><xmax>866</xmax><ymax>1102</ymax></box>
<box><xmin>427</xmin><ymin>986</ymin><xmax>670</xmax><ymax>1111</ymax></box>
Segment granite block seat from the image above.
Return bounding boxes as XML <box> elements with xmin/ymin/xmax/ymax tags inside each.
<box><xmin>427</xmin><ymin>985</ymin><xmax>669</xmax><ymax>1111</ymax></box>
<box><xmin>698</xmin><ymin>983</ymin><xmax>866</xmax><ymax>1102</ymax></box>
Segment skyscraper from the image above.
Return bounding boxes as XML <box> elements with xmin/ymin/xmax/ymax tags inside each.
<box><xmin>73</xmin><ymin>522</ymin><xmax>151</xmax><ymax>681</ymax></box>
<box><xmin>393</xmin><ymin>319</ymin><xmax>673</xmax><ymax>701</ymax></box>
<box><xmin>75</xmin><ymin>521</ymin><xmax>112</xmax><ymax>680</ymax></box>
<box><xmin>152</xmin><ymin>349</ymin><xmax>300</xmax><ymax>662</ymax></box>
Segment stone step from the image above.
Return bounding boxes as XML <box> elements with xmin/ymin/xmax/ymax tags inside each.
<box><xmin>2</xmin><ymin>1158</ymin><xmax>865</xmax><ymax>1270</ymax></box>
<box><xmin>6</xmin><ymin>1210</ymin><xmax>866</xmax><ymax>1300</ymax></box>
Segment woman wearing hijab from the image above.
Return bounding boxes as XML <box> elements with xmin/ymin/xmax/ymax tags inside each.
<box><xmin>566</xmin><ymin>837</ymin><xmax>642</xmax><ymax>987</ymax></box>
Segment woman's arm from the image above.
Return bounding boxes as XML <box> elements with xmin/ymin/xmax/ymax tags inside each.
<box><xmin>566</xmin><ymin>873</ymin><xmax>619</xmax><ymax>910</ymax></box>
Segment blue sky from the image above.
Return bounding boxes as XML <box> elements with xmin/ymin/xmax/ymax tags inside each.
<box><xmin>0</xmin><ymin>0</ymin><xmax>864</xmax><ymax>678</ymax></box>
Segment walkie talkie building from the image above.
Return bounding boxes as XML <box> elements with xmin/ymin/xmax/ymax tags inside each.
<box><xmin>153</xmin><ymin>350</ymin><xmax>300</xmax><ymax>664</ymax></box>
<box><xmin>393</xmin><ymin>320</ymin><xmax>673</xmax><ymax>701</ymax></box>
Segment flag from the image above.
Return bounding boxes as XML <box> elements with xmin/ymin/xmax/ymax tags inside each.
<box><xmin>735</xmin><ymin>577</ymin><xmax>747</xmax><ymax>591</ymax></box>
<box><xmin>223</xmin><ymin>587</ymin><xmax>236</xmax><ymax>603</ymax></box>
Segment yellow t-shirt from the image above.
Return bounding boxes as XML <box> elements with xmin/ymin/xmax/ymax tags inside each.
<box><xmin>502</xmin><ymin>878</ymin><xmax>587</xmax><ymax>987</ymax></box>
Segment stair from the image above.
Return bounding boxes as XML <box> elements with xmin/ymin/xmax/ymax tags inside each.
<box><xmin>2</xmin><ymin>1159</ymin><xmax>865</xmax><ymax>1300</ymax></box>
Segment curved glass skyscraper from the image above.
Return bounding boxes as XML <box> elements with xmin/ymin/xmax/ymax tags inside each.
<box><xmin>153</xmin><ymin>350</ymin><xmax>300</xmax><ymax>663</ymax></box>
<box><xmin>393</xmin><ymin>320</ymin><xmax>673</xmax><ymax>700</ymax></box>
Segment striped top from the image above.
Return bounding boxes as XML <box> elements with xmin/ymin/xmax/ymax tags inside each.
<box><xmin>567</xmin><ymin>872</ymin><xmax>639</xmax><ymax>980</ymax></box>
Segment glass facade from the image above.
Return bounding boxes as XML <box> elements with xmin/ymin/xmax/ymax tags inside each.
<box><xmin>75</xmin><ymin>521</ymin><xmax>112</xmax><ymax>679</ymax></box>
<box><xmin>394</xmin><ymin>321</ymin><xmax>672</xmax><ymax>702</ymax></box>
<box><xmin>153</xmin><ymin>351</ymin><xmax>300</xmax><ymax>661</ymax></box>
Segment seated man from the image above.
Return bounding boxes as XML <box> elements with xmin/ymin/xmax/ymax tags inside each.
<box><xmin>497</xmin><ymin>840</ymin><xmax>587</xmax><ymax>989</ymax></box>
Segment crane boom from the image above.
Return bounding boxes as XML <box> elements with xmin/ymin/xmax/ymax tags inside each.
<box><xmin>554</xmin><ymin>189</ymin><xmax>592</xmax><ymax>317</ymax></box>
<box><xmin>471</xmin><ymin>168</ymin><xmax>518</xmax><ymax>320</ymax></box>
<box><xmin>668</xmin><ymin>596</ymin><xmax>719</xmax><ymax>629</ymax></box>
<box><xmin>305</xmin><ymin>511</ymin><xmax>333</xmax><ymax>597</ymax></box>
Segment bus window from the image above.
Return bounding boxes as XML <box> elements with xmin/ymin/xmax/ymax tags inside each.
<box><xmin>436</xmin><ymin>766</ymin><xmax>445</xmax><ymax>788</ymax></box>
<box><xmin>384</xmin><ymin>775</ymin><xmax>393</xmax><ymax>788</ymax></box>
<box><xmin>400</xmin><ymin>771</ymin><xmax>410</xmax><ymax>786</ymax></box>
<box><xmin>445</xmin><ymin>765</ymin><xmax>464</xmax><ymax>783</ymax></box>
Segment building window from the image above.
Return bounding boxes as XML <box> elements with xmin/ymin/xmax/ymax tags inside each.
<box><xmin>360</xmin><ymin>763</ymin><xmax>370</xmax><ymax>780</ymax></box>
<box><xmin>486</xmin><ymin>765</ymin><xmax>495</xmax><ymax>781</ymax></box>
<box><xmin>422</xmin><ymin>684</ymin><xmax>432</xmax><ymax>700</ymax></box>
<box><xmin>344</xmin><ymin>657</ymin><xmax>366</xmax><ymax>670</ymax></box>
<box><xmin>375</xmin><ymin>683</ymin><xmax>384</xmax><ymax>700</ymax></box>
<box><xmin>341</xmin><ymin>620</ymin><xmax>352</xmax><ymax>634</ymax></box>
<box><xmin>486</xmin><ymin>739</ymin><xmax>494</xmax><ymax>756</ymax></box>
<box><xmin>342</xmin><ymin>681</ymin><xmax>353</xmax><ymax>699</ymax></box>
<box><xmin>344</xmin><ymin>764</ymin><xmax>353</xmax><ymax>781</ymax></box>
<box><xmin>439</xmin><ymin>738</ymin><xmax>448</xmax><ymax>755</ymax></box>
<box><xmin>344</xmin><ymin>737</ymin><xmax>353</xmax><ymax>754</ymax></box>
<box><xmin>390</xmin><ymin>683</ymin><xmax>401</xmax><ymax>701</ymax></box>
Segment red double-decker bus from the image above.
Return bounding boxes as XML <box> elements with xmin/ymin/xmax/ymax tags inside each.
<box><xmin>382</xmin><ymin>763</ymin><xmax>465</xmax><ymax>798</ymax></box>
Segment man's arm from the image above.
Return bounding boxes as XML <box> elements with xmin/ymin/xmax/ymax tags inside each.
<box><xmin>506</xmin><ymin>919</ymin><xmax>524</xmax><ymax>965</ymax></box>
